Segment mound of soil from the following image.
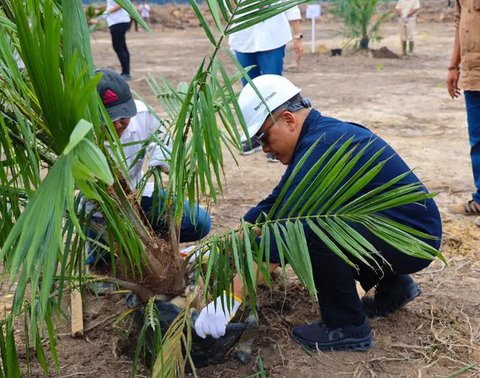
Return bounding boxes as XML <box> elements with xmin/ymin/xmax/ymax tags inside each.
<box><xmin>371</xmin><ymin>47</ymin><xmax>400</xmax><ymax>59</ymax></box>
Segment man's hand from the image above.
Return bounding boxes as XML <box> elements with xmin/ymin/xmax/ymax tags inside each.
<box><xmin>293</xmin><ymin>39</ymin><xmax>303</xmax><ymax>65</ymax></box>
<box><xmin>447</xmin><ymin>69</ymin><xmax>461</xmax><ymax>99</ymax></box>
<box><xmin>194</xmin><ymin>293</ymin><xmax>241</xmax><ymax>339</ymax></box>
<box><xmin>151</xmin><ymin>161</ymin><xmax>170</xmax><ymax>174</ymax></box>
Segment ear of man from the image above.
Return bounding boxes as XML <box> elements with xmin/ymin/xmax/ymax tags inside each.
<box><xmin>281</xmin><ymin>110</ymin><xmax>299</xmax><ymax>132</ymax></box>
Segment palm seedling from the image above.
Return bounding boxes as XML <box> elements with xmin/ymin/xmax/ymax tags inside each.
<box><xmin>329</xmin><ymin>0</ymin><xmax>393</xmax><ymax>49</ymax></box>
<box><xmin>0</xmin><ymin>0</ymin><xmax>443</xmax><ymax>377</ymax></box>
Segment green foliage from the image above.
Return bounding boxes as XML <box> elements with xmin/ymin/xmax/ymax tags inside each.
<box><xmin>329</xmin><ymin>0</ymin><xmax>393</xmax><ymax>49</ymax></box>
<box><xmin>0</xmin><ymin>0</ymin><xmax>444</xmax><ymax>376</ymax></box>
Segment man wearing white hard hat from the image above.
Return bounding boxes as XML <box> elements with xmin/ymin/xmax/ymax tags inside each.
<box><xmin>194</xmin><ymin>75</ymin><xmax>442</xmax><ymax>351</ymax></box>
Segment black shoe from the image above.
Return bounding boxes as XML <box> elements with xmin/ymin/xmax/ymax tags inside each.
<box><xmin>292</xmin><ymin>317</ymin><xmax>373</xmax><ymax>351</ymax></box>
<box><xmin>362</xmin><ymin>275</ymin><xmax>420</xmax><ymax>318</ymax></box>
<box><xmin>241</xmin><ymin>139</ymin><xmax>262</xmax><ymax>155</ymax></box>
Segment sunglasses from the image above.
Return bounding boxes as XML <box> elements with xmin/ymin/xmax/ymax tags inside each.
<box><xmin>252</xmin><ymin>110</ymin><xmax>286</xmax><ymax>147</ymax></box>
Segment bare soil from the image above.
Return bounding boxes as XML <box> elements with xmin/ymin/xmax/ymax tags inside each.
<box><xmin>5</xmin><ymin>2</ymin><xmax>480</xmax><ymax>377</ymax></box>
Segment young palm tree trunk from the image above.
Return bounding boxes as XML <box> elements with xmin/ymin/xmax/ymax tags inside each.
<box><xmin>112</xmin><ymin>174</ymin><xmax>183</xmax><ymax>297</ymax></box>
<box><xmin>360</xmin><ymin>35</ymin><xmax>369</xmax><ymax>49</ymax></box>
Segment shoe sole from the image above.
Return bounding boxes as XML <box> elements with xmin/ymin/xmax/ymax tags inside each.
<box><xmin>266</xmin><ymin>158</ymin><xmax>279</xmax><ymax>163</ymax></box>
<box><xmin>364</xmin><ymin>285</ymin><xmax>421</xmax><ymax>319</ymax></box>
<box><xmin>292</xmin><ymin>333</ymin><xmax>373</xmax><ymax>352</ymax></box>
<box><xmin>241</xmin><ymin>146</ymin><xmax>262</xmax><ymax>155</ymax></box>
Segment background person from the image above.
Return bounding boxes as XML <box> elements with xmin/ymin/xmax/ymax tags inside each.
<box><xmin>194</xmin><ymin>75</ymin><xmax>442</xmax><ymax>351</ymax></box>
<box><xmin>395</xmin><ymin>0</ymin><xmax>420</xmax><ymax>56</ymax></box>
<box><xmin>105</xmin><ymin>0</ymin><xmax>132</xmax><ymax>80</ymax></box>
<box><xmin>447</xmin><ymin>0</ymin><xmax>480</xmax><ymax>225</ymax></box>
<box><xmin>138</xmin><ymin>0</ymin><xmax>151</xmax><ymax>25</ymax></box>
<box><xmin>230</xmin><ymin>3</ymin><xmax>303</xmax><ymax>161</ymax></box>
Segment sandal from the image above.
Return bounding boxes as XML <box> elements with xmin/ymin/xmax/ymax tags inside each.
<box><xmin>450</xmin><ymin>199</ymin><xmax>480</xmax><ymax>216</ymax></box>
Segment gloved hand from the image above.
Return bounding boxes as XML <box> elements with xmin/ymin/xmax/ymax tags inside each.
<box><xmin>151</xmin><ymin>161</ymin><xmax>170</xmax><ymax>174</ymax></box>
<box><xmin>148</xmin><ymin>143</ymin><xmax>170</xmax><ymax>173</ymax></box>
<box><xmin>96</xmin><ymin>14</ymin><xmax>108</xmax><ymax>21</ymax></box>
<box><xmin>195</xmin><ymin>293</ymin><xmax>242</xmax><ymax>339</ymax></box>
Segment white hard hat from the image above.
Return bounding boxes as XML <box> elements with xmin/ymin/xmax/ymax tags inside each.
<box><xmin>238</xmin><ymin>75</ymin><xmax>301</xmax><ymax>141</ymax></box>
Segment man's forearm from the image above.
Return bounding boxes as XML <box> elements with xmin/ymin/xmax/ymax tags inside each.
<box><xmin>289</xmin><ymin>19</ymin><xmax>301</xmax><ymax>37</ymax></box>
<box><xmin>449</xmin><ymin>27</ymin><xmax>461</xmax><ymax>68</ymax></box>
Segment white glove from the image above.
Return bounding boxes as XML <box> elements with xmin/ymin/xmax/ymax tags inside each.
<box><xmin>147</xmin><ymin>143</ymin><xmax>170</xmax><ymax>173</ymax></box>
<box><xmin>96</xmin><ymin>14</ymin><xmax>108</xmax><ymax>21</ymax></box>
<box><xmin>195</xmin><ymin>293</ymin><xmax>242</xmax><ymax>339</ymax></box>
<box><xmin>151</xmin><ymin>161</ymin><xmax>170</xmax><ymax>173</ymax></box>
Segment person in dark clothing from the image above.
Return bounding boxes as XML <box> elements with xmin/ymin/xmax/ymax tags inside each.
<box><xmin>105</xmin><ymin>0</ymin><xmax>131</xmax><ymax>80</ymax></box>
<box><xmin>194</xmin><ymin>75</ymin><xmax>442</xmax><ymax>351</ymax></box>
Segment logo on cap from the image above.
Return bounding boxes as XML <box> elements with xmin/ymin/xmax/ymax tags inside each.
<box><xmin>103</xmin><ymin>89</ymin><xmax>119</xmax><ymax>105</ymax></box>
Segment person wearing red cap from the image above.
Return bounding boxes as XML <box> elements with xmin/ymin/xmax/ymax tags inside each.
<box><xmin>85</xmin><ymin>69</ymin><xmax>211</xmax><ymax>267</ymax></box>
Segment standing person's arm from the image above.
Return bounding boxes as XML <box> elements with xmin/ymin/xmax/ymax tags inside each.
<box><xmin>407</xmin><ymin>0</ymin><xmax>420</xmax><ymax>17</ymax></box>
<box><xmin>395</xmin><ymin>1</ymin><xmax>403</xmax><ymax>17</ymax></box>
<box><xmin>285</xmin><ymin>6</ymin><xmax>303</xmax><ymax>65</ymax></box>
<box><xmin>447</xmin><ymin>3</ymin><xmax>461</xmax><ymax>99</ymax></box>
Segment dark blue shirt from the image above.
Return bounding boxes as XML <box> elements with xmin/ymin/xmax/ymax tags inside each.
<box><xmin>244</xmin><ymin>109</ymin><xmax>442</xmax><ymax>262</ymax></box>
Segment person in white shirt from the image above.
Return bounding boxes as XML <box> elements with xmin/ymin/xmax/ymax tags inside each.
<box><xmin>231</xmin><ymin>5</ymin><xmax>303</xmax><ymax>161</ymax></box>
<box><xmin>86</xmin><ymin>69</ymin><xmax>211</xmax><ymax>266</ymax></box>
<box><xmin>395</xmin><ymin>0</ymin><xmax>420</xmax><ymax>56</ymax></box>
<box><xmin>105</xmin><ymin>0</ymin><xmax>132</xmax><ymax>80</ymax></box>
<box><xmin>138</xmin><ymin>0</ymin><xmax>151</xmax><ymax>23</ymax></box>
<box><xmin>229</xmin><ymin>6</ymin><xmax>303</xmax><ymax>86</ymax></box>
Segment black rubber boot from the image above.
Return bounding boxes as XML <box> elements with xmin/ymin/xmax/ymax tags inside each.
<box><xmin>292</xmin><ymin>317</ymin><xmax>373</xmax><ymax>351</ymax></box>
<box><xmin>409</xmin><ymin>41</ymin><xmax>414</xmax><ymax>55</ymax></box>
<box><xmin>401</xmin><ymin>40</ymin><xmax>407</xmax><ymax>56</ymax></box>
<box><xmin>362</xmin><ymin>275</ymin><xmax>420</xmax><ymax>318</ymax></box>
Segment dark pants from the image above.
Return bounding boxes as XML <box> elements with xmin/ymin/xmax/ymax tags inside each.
<box><xmin>307</xmin><ymin>226</ymin><xmax>440</xmax><ymax>328</ymax></box>
<box><xmin>109</xmin><ymin>22</ymin><xmax>131</xmax><ymax>75</ymax></box>
<box><xmin>465</xmin><ymin>91</ymin><xmax>480</xmax><ymax>203</ymax></box>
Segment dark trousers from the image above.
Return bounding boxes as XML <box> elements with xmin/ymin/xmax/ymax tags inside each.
<box><xmin>109</xmin><ymin>22</ymin><xmax>131</xmax><ymax>75</ymax></box>
<box><xmin>308</xmin><ymin>226</ymin><xmax>440</xmax><ymax>328</ymax></box>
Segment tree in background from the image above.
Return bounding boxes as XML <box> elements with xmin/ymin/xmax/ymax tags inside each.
<box><xmin>329</xmin><ymin>0</ymin><xmax>393</xmax><ymax>49</ymax></box>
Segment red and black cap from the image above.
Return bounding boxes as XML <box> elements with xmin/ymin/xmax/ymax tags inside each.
<box><xmin>96</xmin><ymin>68</ymin><xmax>137</xmax><ymax>121</ymax></box>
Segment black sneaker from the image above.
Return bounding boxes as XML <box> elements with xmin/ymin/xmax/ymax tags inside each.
<box><xmin>266</xmin><ymin>152</ymin><xmax>279</xmax><ymax>163</ymax></box>
<box><xmin>292</xmin><ymin>317</ymin><xmax>373</xmax><ymax>351</ymax></box>
<box><xmin>241</xmin><ymin>139</ymin><xmax>262</xmax><ymax>155</ymax></box>
<box><xmin>362</xmin><ymin>275</ymin><xmax>420</xmax><ymax>318</ymax></box>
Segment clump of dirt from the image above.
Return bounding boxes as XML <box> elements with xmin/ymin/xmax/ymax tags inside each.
<box><xmin>371</xmin><ymin>46</ymin><xmax>400</xmax><ymax>59</ymax></box>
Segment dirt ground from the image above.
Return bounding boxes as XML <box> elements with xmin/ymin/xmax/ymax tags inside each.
<box><xmin>7</xmin><ymin>2</ymin><xmax>480</xmax><ymax>377</ymax></box>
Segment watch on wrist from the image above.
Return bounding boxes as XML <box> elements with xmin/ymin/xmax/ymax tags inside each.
<box><xmin>294</xmin><ymin>33</ymin><xmax>304</xmax><ymax>40</ymax></box>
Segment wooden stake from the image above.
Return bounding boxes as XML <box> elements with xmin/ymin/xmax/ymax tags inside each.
<box><xmin>71</xmin><ymin>289</ymin><xmax>84</xmax><ymax>337</ymax></box>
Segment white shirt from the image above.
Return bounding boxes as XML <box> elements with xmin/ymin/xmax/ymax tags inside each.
<box><xmin>84</xmin><ymin>100</ymin><xmax>170</xmax><ymax>216</ymax></box>
<box><xmin>112</xmin><ymin>100</ymin><xmax>171</xmax><ymax>195</ymax></box>
<box><xmin>229</xmin><ymin>6</ymin><xmax>301</xmax><ymax>53</ymax></box>
<box><xmin>395</xmin><ymin>0</ymin><xmax>420</xmax><ymax>19</ymax></box>
<box><xmin>138</xmin><ymin>3</ymin><xmax>151</xmax><ymax>19</ymax></box>
<box><xmin>106</xmin><ymin>0</ymin><xmax>131</xmax><ymax>27</ymax></box>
